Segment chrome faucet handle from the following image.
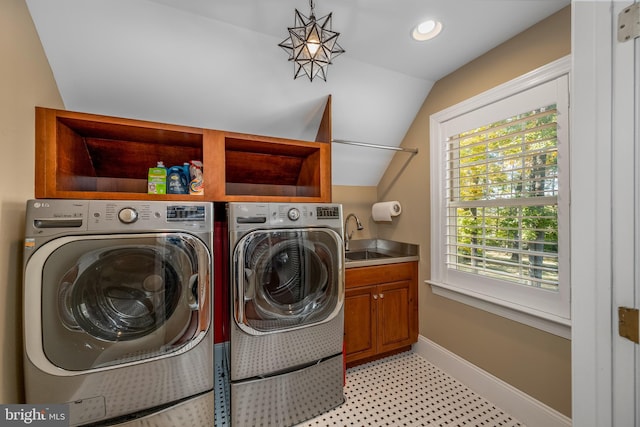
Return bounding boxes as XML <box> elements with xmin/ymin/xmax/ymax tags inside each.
<box><xmin>344</xmin><ymin>213</ymin><xmax>364</xmax><ymax>252</ymax></box>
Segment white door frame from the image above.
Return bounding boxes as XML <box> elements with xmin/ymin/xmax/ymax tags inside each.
<box><xmin>611</xmin><ymin>0</ymin><xmax>639</xmax><ymax>424</ymax></box>
<box><xmin>572</xmin><ymin>1</ymin><xmax>638</xmax><ymax>425</ymax></box>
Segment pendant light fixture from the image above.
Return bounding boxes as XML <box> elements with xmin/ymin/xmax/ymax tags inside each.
<box><xmin>278</xmin><ymin>0</ymin><xmax>345</xmax><ymax>82</ymax></box>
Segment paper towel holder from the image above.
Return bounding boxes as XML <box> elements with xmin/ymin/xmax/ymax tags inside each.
<box><xmin>372</xmin><ymin>201</ymin><xmax>402</xmax><ymax>222</ymax></box>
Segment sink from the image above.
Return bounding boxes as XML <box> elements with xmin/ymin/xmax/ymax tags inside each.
<box><xmin>345</xmin><ymin>250</ymin><xmax>393</xmax><ymax>261</ymax></box>
<box><xmin>343</xmin><ymin>239</ymin><xmax>419</xmax><ymax>267</ymax></box>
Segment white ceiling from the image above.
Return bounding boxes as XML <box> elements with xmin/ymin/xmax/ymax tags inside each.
<box><xmin>25</xmin><ymin>0</ymin><xmax>569</xmax><ymax>186</ymax></box>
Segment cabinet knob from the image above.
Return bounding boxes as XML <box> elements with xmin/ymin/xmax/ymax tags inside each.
<box><xmin>373</xmin><ymin>294</ymin><xmax>378</xmax><ymax>300</ymax></box>
<box><xmin>379</xmin><ymin>293</ymin><xmax>384</xmax><ymax>299</ymax></box>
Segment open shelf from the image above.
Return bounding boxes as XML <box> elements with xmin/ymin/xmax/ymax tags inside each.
<box><xmin>36</xmin><ymin>108</ymin><xmax>205</xmax><ymax>200</ymax></box>
<box><xmin>223</xmin><ymin>135</ymin><xmax>328</xmax><ymax>200</ymax></box>
<box><xmin>35</xmin><ymin>103</ymin><xmax>332</xmax><ymax>202</ymax></box>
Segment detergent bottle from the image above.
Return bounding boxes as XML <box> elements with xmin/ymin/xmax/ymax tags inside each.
<box><xmin>183</xmin><ymin>162</ymin><xmax>191</xmax><ymax>183</ymax></box>
<box><xmin>147</xmin><ymin>161</ymin><xmax>167</xmax><ymax>194</ymax></box>
<box><xmin>167</xmin><ymin>165</ymin><xmax>189</xmax><ymax>194</ymax></box>
<box><xmin>189</xmin><ymin>160</ymin><xmax>204</xmax><ymax>195</ymax></box>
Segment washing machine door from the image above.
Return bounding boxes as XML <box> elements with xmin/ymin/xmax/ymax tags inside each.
<box><xmin>233</xmin><ymin>228</ymin><xmax>343</xmax><ymax>334</ymax></box>
<box><xmin>28</xmin><ymin>233</ymin><xmax>211</xmax><ymax>372</ymax></box>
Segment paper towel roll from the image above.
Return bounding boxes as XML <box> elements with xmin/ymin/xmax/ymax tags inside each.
<box><xmin>372</xmin><ymin>201</ymin><xmax>402</xmax><ymax>222</ymax></box>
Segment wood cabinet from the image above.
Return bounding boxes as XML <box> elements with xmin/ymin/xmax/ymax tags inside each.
<box><xmin>34</xmin><ymin>98</ymin><xmax>332</xmax><ymax>202</ymax></box>
<box><xmin>344</xmin><ymin>261</ymin><xmax>418</xmax><ymax>367</ymax></box>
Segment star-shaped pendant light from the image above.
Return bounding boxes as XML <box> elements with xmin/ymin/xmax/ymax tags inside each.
<box><xmin>278</xmin><ymin>0</ymin><xmax>345</xmax><ymax>82</ymax></box>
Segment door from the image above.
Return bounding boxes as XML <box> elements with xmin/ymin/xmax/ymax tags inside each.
<box><xmin>344</xmin><ymin>285</ymin><xmax>377</xmax><ymax>362</ymax></box>
<box><xmin>572</xmin><ymin>2</ymin><xmax>639</xmax><ymax>425</ymax></box>
<box><xmin>24</xmin><ymin>233</ymin><xmax>211</xmax><ymax>373</ymax></box>
<box><xmin>377</xmin><ymin>280</ymin><xmax>414</xmax><ymax>353</ymax></box>
<box><xmin>233</xmin><ymin>228</ymin><xmax>343</xmax><ymax>334</ymax></box>
<box><xmin>612</xmin><ymin>1</ymin><xmax>640</xmax><ymax>424</ymax></box>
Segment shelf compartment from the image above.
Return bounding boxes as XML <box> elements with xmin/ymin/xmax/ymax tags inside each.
<box><xmin>223</xmin><ymin>135</ymin><xmax>328</xmax><ymax>199</ymax></box>
<box><xmin>36</xmin><ymin>108</ymin><xmax>204</xmax><ymax>199</ymax></box>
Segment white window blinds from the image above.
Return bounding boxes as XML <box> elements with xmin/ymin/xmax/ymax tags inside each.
<box><xmin>446</xmin><ymin>104</ymin><xmax>559</xmax><ymax>290</ymax></box>
<box><xmin>430</xmin><ymin>67</ymin><xmax>570</xmax><ymax>324</ymax></box>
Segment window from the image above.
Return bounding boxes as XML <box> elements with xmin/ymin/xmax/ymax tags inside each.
<box><xmin>447</xmin><ymin>104</ymin><xmax>559</xmax><ymax>289</ymax></box>
<box><xmin>429</xmin><ymin>58</ymin><xmax>570</xmax><ymax>332</ymax></box>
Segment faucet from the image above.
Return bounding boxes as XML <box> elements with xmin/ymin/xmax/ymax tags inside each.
<box><xmin>344</xmin><ymin>213</ymin><xmax>364</xmax><ymax>252</ymax></box>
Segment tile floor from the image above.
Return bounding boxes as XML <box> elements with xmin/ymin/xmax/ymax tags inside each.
<box><xmin>216</xmin><ymin>350</ymin><xmax>524</xmax><ymax>427</ymax></box>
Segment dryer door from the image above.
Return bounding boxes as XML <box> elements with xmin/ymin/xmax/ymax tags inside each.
<box><xmin>25</xmin><ymin>233</ymin><xmax>211</xmax><ymax>372</ymax></box>
<box><xmin>233</xmin><ymin>228</ymin><xmax>343</xmax><ymax>334</ymax></box>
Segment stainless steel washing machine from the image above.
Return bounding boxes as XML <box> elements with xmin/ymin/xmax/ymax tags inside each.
<box><xmin>23</xmin><ymin>200</ymin><xmax>214</xmax><ymax>426</ymax></box>
<box><xmin>228</xmin><ymin>202</ymin><xmax>345</xmax><ymax>426</ymax></box>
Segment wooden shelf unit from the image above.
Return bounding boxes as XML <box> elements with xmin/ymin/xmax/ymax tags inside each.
<box><xmin>35</xmin><ymin>101</ymin><xmax>332</xmax><ymax>202</ymax></box>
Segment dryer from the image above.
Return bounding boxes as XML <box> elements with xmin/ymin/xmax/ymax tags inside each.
<box><xmin>228</xmin><ymin>202</ymin><xmax>345</xmax><ymax>426</ymax></box>
<box><xmin>23</xmin><ymin>200</ymin><xmax>214</xmax><ymax>426</ymax></box>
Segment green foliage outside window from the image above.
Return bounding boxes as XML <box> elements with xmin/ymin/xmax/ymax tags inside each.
<box><xmin>448</xmin><ymin>105</ymin><xmax>559</xmax><ymax>290</ymax></box>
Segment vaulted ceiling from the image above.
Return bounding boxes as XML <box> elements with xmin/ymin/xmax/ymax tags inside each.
<box><xmin>26</xmin><ymin>0</ymin><xmax>569</xmax><ymax>185</ymax></box>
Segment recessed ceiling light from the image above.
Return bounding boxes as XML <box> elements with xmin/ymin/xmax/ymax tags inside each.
<box><xmin>412</xmin><ymin>19</ymin><xmax>442</xmax><ymax>41</ymax></box>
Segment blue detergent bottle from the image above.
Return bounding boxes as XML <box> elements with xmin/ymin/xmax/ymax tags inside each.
<box><xmin>183</xmin><ymin>162</ymin><xmax>191</xmax><ymax>183</ymax></box>
<box><xmin>167</xmin><ymin>165</ymin><xmax>189</xmax><ymax>194</ymax></box>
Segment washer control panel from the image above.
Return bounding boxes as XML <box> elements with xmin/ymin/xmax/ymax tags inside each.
<box><xmin>24</xmin><ymin>199</ymin><xmax>213</xmax><ymax>237</ymax></box>
<box><xmin>89</xmin><ymin>201</ymin><xmax>209</xmax><ymax>231</ymax></box>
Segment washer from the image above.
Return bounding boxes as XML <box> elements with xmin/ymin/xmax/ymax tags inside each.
<box><xmin>228</xmin><ymin>202</ymin><xmax>345</xmax><ymax>426</ymax></box>
<box><xmin>23</xmin><ymin>200</ymin><xmax>214</xmax><ymax>426</ymax></box>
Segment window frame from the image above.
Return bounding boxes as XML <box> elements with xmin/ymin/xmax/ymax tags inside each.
<box><xmin>428</xmin><ymin>56</ymin><xmax>571</xmax><ymax>337</ymax></box>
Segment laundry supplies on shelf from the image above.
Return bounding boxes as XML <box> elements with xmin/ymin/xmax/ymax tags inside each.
<box><xmin>167</xmin><ymin>165</ymin><xmax>189</xmax><ymax>194</ymax></box>
<box><xmin>189</xmin><ymin>160</ymin><xmax>204</xmax><ymax>195</ymax></box>
<box><xmin>148</xmin><ymin>161</ymin><xmax>167</xmax><ymax>194</ymax></box>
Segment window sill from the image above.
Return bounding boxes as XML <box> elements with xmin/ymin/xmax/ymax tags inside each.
<box><xmin>426</xmin><ymin>280</ymin><xmax>571</xmax><ymax>339</ymax></box>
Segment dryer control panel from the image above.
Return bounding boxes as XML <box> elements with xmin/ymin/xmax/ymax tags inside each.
<box><xmin>228</xmin><ymin>202</ymin><xmax>343</xmax><ymax>235</ymax></box>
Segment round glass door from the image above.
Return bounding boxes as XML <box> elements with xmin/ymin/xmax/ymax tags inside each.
<box><xmin>234</xmin><ymin>229</ymin><xmax>343</xmax><ymax>333</ymax></box>
<box><xmin>58</xmin><ymin>246</ymin><xmax>184</xmax><ymax>342</ymax></box>
<box><xmin>39</xmin><ymin>233</ymin><xmax>210</xmax><ymax>371</ymax></box>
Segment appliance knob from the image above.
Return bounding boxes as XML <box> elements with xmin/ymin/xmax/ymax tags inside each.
<box><xmin>118</xmin><ymin>207</ymin><xmax>139</xmax><ymax>224</ymax></box>
<box><xmin>287</xmin><ymin>208</ymin><xmax>301</xmax><ymax>221</ymax></box>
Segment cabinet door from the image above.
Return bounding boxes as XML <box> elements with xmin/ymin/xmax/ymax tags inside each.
<box><xmin>376</xmin><ymin>280</ymin><xmax>417</xmax><ymax>353</ymax></box>
<box><xmin>344</xmin><ymin>286</ymin><xmax>377</xmax><ymax>364</ymax></box>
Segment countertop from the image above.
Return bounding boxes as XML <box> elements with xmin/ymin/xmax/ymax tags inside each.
<box><xmin>344</xmin><ymin>239</ymin><xmax>419</xmax><ymax>268</ymax></box>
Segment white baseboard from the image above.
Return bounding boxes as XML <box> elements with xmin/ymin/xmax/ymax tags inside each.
<box><xmin>414</xmin><ymin>335</ymin><xmax>572</xmax><ymax>427</ymax></box>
